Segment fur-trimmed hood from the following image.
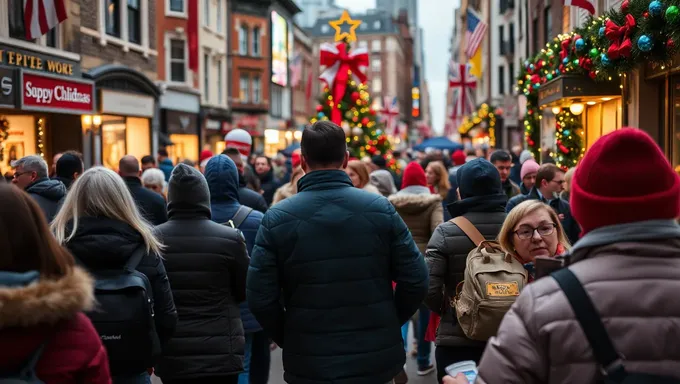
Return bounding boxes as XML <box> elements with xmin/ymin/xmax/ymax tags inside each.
<box><xmin>0</xmin><ymin>267</ymin><xmax>94</xmax><ymax>329</ymax></box>
<box><xmin>389</xmin><ymin>192</ymin><xmax>442</xmax><ymax>214</ymax></box>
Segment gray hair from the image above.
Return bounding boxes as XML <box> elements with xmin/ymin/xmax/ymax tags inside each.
<box><xmin>13</xmin><ymin>155</ymin><xmax>48</xmax><ymax>178</ymax></box>
<box><xmin>141</xmin><ymin>168</ymin><xmax>166</xmax><ymax>189</ymax></box>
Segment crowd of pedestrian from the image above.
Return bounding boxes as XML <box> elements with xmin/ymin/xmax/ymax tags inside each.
<box><xmin>1</xmin><ymin>123</ymin><xmax>679</xmax><ymax>384</ymax></box>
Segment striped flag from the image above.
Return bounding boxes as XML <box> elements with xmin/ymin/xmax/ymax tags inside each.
<box><xmin>448</xmin><ymin>61</ymin><xmax>477</xmax><ymax>136</ymax></box>
<box><xmin>24</xmin><ymin>0</ymin><xmax>68</xmax><ymax>40</ymax></box>
<box><xmin>290</xmin><ymin>53</ymin><xmax>302</xmax><ymax>87</ymax></box>
<box><xmin>564</xmin><ymin>0</ymin><xmax>595</xmax><ymax>14</ymax></box>
<box><xmin>381</xmin><ymin>96</ymin><xmax>399</xmax><ymax>135</ymax></box>
<box><xmin>465</xmin><ymin>8</ymin><xmax>487</xmax><ymax>59</ymax></box>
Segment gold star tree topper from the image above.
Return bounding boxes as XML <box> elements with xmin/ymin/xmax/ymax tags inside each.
<box><xmin>329</xmin><ymin>10</ymin><xmax>362</xmax><ymax>42</ymax></box>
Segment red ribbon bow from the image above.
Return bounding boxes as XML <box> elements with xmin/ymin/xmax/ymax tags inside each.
<box><xmin>319</xmin><ymin>42</ymin><xmax>369</xmax><ymax>124</ymax></box>
<box><xmin>560</xmin><ymin>38</ymin><xmax>572</xmax><ymax>61</ymax></box>
<box><xmin>579</xmin><ymin>57</ymin><xmax>593</xmax><ymax>71</ymax></box>
<box><xmin>605</xmin><ymin>14</ymin><xmax>636</xmax><ymax>60</ymax></box>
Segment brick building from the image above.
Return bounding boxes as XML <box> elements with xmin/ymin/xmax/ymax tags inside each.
<box><xmin>292</xmin><ymin>23</ymin><xmax>313</xmax><ymax>130</ymax></box>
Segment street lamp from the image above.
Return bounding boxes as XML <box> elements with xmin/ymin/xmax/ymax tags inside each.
<box><xmin>81</xmin><ymin>114</ymin><xmax>102</xmax><ymax>167</ymax></box>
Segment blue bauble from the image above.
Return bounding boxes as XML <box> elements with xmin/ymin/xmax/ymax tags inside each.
<box><xmin>317</xmin><ymin>112</ymin><xmax>325</xmax><ymax>118</ymax></box>
<box><xmin>555</xmin><ymin>69</ymin><xmax>561</xmax><ymax>76</ymax></box>
<box><xmin>575</xmin><ymin>38</ymin><xmax>586</xmax><ymax>51</ymax></box>
<box><xmin>533</xmin><ymin>83</ymin><xmax>540</xmax><ymax>89</ymax></box>
<box><xmin>649</xmin><ymin>0</ymin><xmax>663</xmax><ymax>17</ymax></box>
<box><xmin>529</xmin><ymin>64</ymin><xmax>535</xmax><ymax>70</ymax></box>
<box><xmin>599</xmin><ymin>27</ymin><xmax>605</xmax><ymax>37</ymax></box>
<box><xmin>600</xmin><ymin>53</ymin><xmax>611</xmax><ymax>66</ymax></box>
<box><xmin>562</xmin><ymin>57</ymin><xmax>569</xmax><ymax>65</ymax></box>
<box><xmin>524</xmin><ymin>60</ymin><xmax>530</xmax><ymax>66</ymax></box>
<box><xmin>637</xmin><ymin>35</ymin><xmax>653</xmax><ymax>52</ymax></box>
<box><xmin>564</xmin><ymin>130</ymin><xmax>571</xmax><ymax>136</ymax></box>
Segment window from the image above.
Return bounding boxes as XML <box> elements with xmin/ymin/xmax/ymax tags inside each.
<box><xmin>239</xmin><ymin>25</ymin><xmax>249</xmax><ymax>55</ymax></box>
<box><xmin>532</xmin><ymin>17</ymin><xmax>539</xmax><ymax>55</ymax></box>
<box><xmin>240</xmin><ymin>74</ymin><xmax>250</xmax><ymax>102</ymax></box>
<box><xmin>321</xmin><ymin>25</ymin><xmax>329</xmax><ymax>33</ymax></box>
<box><xmin>204</xmin><ymin>54</ymin><xmax>210</xmax><ymax>101</ymax></box>
<box><xmin>543</xmin><ymin>6</ymin><xmax>552</xmax><ymax>46</ymax></box>
<box><xmin>8</xmin><ymin>0</ymin><xmax>29</xmax><ymax>40</ymax></box>
<box><xmin>372</xmin><ymin>78</ymin><xmax>382</xmax><ymax>92</ymax></box>
<box><xmin>169</xmin><ymin>0</ymin><xmax>184</xmax><ymax>13</ymax></box>
<box><xmin>508</xmin><ymin>63</ymin><xmax>515</xmax><ymax>94</ymax></box>
<box><xmin>253</xmin><ymin>76</ymin><xmax>261</xmax><ymax>103</ymax></box>
<box><xmin>372</xmin><ymin>58</ymin><xmax>381</xmax><ymax>73</ymax></box>
<box><xmin>127</xmin><ymin>0</ymin><xmax>141</xmax><ymax>44</ymax></box>
<box><xmin>203</xmin><ymin>0</ymin><xmax>210</xmax><ymax>27</ymax></box>
<box><xmin>562</xmin><ymin>6</ymin><xmax>571</xmax><ymax>33</ymax></box>
<box><xmin>358</xmin><ymin>40</ymin><xmax>368</xmax><ymax>48</ymax></box>
<box><xmin>519</xmin><ymin>0</ymin><xmax>523</xmax><ymax>38</ymax></box>
<box><xmin>508</xmin><ymin>22</ymin><xmax>515</xmax><ymax>53</ymax></box>
<box><xmin>271</xmin><ymin>86</ymin><xmax>283</xmax><ymax>116</ymax></box>
<box><xmin>46</xmin><ymin>29</ymin><xmax>58</xmax><ymax>48</ymax></box>
<box><xmin>373</xmin><ymin>20</ymin><xmax>381</xmax><ymax>30</ymax></box>
<box><xmin>252</xmin><ymin>27</ymin><xmax>261</xmax><ymax>56</ymax></box>
<box><xmin>371</xmin><ymin>39</ymin><xmax>381</xmax><ymax>51</ymax></box>
<box><xmin>498</xmin><ymin>66</ymin><xmax>505</xmax><ymax>95</ymax></box>
<box><xmin>216</xmin><ymin>0</ymin><xmax>223</xmax><ymax>32</ymax></box>
<box><xmin>169</xmin><ymin>39</ymin><xmax>186</xmax><ymax>82</ymax></box>
<box><xmin>498</xmin><ymin>25</ymin><xmax>504</xmax><ymax>53</ymax></box>
<box><xmin>217</xmin><ymin>60</ymin><xmax>223</xmax><ymax>104</ymax></box>
<box><xmin>105</xmin><ymin>0</ymin><xmax>121</xmax><ymax>37</ymax></box>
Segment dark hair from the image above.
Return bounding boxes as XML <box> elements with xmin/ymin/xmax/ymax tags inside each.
<box><xmin>0</xmin><ymin>183</ymin><xmax>74</xmax><ymax>278</ymax></box>
<box><xmin>301</xmin><ymin>121</ymin><xmax>346</xmax><ymax>168</ymax></box>
<box><xmin>489</xmin><ymin>150</ymin><xmax>512</xmax><ymax>164</ymax></box>
<box><xmin>63</xmin><ymin>150</ymin><xmax>83</xmax><ymax>161</ymax></box>
<box><xmin>141</xmin><ymin>155</ymin><xmax>155</xmax><ymax>165</ymax></box>
<box><xmin>536</xmin><ymin>163</ymin><xmax>563</xmax><ymax>186</ymax></box>
<box><xmin>222</xmin><ymin>147</ymin><xmax>241</xmax><ymax>157</ymax></box>
<box><xmin>181</xmin><ymin>159</ymin><xmax>195</xmax><ymax>167</ymax></box>
<box><xmin>56</xmin><ymin>152</ymin><xmax>84</xmax><ymax>177</ymax></box>
<box><xmin>255</xmin><ymin>155</ymin><xmax>272</xmax><ymax>168</ymax></box>
<box><xmin>158</xmin><ymin>148</ymin><xmax>169</xmax><ymax>157</ymax></box>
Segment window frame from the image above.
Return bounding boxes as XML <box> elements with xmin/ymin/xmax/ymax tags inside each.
<box><xmin>216</xmin><ymin>0</ymin><xmax>223</xmax><ymax>33</ymax></box>
<box><xmin>252</xmin><ymin>75</ymin><xmax>261</xmax><ymax>103</ymax></box>
<box><xmin>498</xmin><ymin>65</ymin><xmax>505</xmax><ymax>95</ymax></box>
<box><xmin>239</xmin><ymin>25</ymin><xmax>249</xmax><ymax>55</ymax></box>
<box><xmin>167</xmin><ymin>36</ymin><xmax>188</xmax><ymax>84</ymax></box>
<box><xmin>203</xmin><ymin>53</ymin><xmax>210</xmax><ymax>103</ymax></box>
<box><xmin>217</xmin><ymin>59</ymin><xmax>223</xmax><ymax>104</ymax></box>
<box><xmin>240</xmin><ymin>74</ymin><xmax>250</xmax><ymax>103</ymax></box>
<box><xmin>203</xmin><ymin>0</ymin><xmax>210</xmax><ymax>27</ymax></box>
<box><xmin>127</xmin><ymin>0</ymin><xmax>141</xmax><ymax>45</ymax></box>
<box><xmin>252</xmin><ymin>26</ymin><xmax>261</xmax><ymax>57</ymax></box>
<box><xmin>95</xmin><ymin>0</ymin><xmax>151</xmax><ymax>56</ymax></box>
<box><xmin>166</xmin><ymin>0</ymin><xmax>187</xmax><ymax>18</ymax></box>
<box><xmin>105</xmin><ymin>0</ymin><xmax>121</xmax><ymax>38</ymax></box>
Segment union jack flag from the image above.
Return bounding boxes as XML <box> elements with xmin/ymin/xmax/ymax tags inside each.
<box><xmin>381</xmin><ymin>96</ymin><xmax>400</xmax><ymax>135</ymax></box>
<box><xmin>448</xmin><ymin>61</ymin><xmax>477</xmax><ymax>136</ymax></box>
<box><xmin>290</xmin><ymin>52</ymin><xmax>302</xmax><ymax>87</ymax></box>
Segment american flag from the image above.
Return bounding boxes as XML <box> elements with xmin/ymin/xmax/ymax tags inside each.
<box><xmin>290</xmin><ymin>53</ymin><xmax>302</xmax><ymax>87</ymax></box>
<box><xmin>24</xmin><ymin>0</ymin><xmax>67</xmax><ymax>40</ymax></box>
<box><xmin>465</xmin><ymin>8</ymin><xmax>487</xmax><ymax>59</ymax></box>
<box><xmin>448</xmin><ymin>61</ymin><xmax>477</xmax><ymax>135</ymax></box>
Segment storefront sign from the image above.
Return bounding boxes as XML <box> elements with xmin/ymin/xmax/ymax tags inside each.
<box><xmin>205</xmin><ymin>119</ymin><xmax>221</xmax><ymax>130</ymax></box>
<box><xmin>100</xmin><ymin>89</ymin><xmax>154</xmax><ymax>117</ymax></box>
<box><xmin>21</xmin><ymin>71</ymin><xmax>94</xmax><ymax>114</ymax></box>
<box><xmin>165</xmin><ymin>110</ymin><xmax>198</xmax><ymax>135</ymax></box>
<box><xmin>0</xmin><ymin>44</ymin><xmax>81</xmax><ymax>76</ymax></box>
<box><xmin>0</xmin><ymin>67</ymin><xmax>16</xmax><ymax>108</ymax></box>
<box><xmin>538</xmin><ymin>75</ymin><xmax>622</xmax><ymax>107</ymax></box>
<box><xmin>159</xmin><ymin>90</ymin><xmax>200</xmax><ymax>113</ymax></box>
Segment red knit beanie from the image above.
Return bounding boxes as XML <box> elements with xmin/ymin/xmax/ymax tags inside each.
<box><xmin>571</xmin><ymin>128</ymin><xmax>680</xmax><ymax>235</ymax></box>
<box><xmin>199</xmin><ymin>149</ymin><xmax>213</xmax><ymax>163</ymax></box>
<box><xmin>291</xmin><ymin>149</ymin><xmax>301</xmax><ymax>169</ymax></box>
<box><xmin>401</xmin><ymin>162</ymin><xmax>427</xmax><ymax>189</ymax></box>
<box><xmin>451</xmin><ymin>150</ymin><xmax>466</xmax><ymax>166</ymax></box>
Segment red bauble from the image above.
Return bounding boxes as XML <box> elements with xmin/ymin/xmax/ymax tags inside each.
<box><xmin>351</xmin><ymin>91</ymin><xmax>360</xmax><ymax>100</ymax></box>
<box><xmin>369</xmin><ymin>109</ymin><xmax>376</xmax><ymax>116</ymax></box>
<box><xmin>316</xmin><ymin>105</ymin><xmax>323</xmax><ymax>112</ymax></box>
<box><xmin>352</xmin><ymin>116</ymin><xmax>359</xmax><ymax>122</ymax></box>
<box><xmin>643</xmin><ymin>10</ymin><xmax>649</xmax><ymax>17</ymax></box>
<box><xmin>377</xmin><ymin>135</ymin><xmax>387</xmax><ymax>144</ymax></box>
<box><xmin>668</xmin><ymin>38</ymin><xmax>675</xmax><ymax>50</ymax></box>
<box><xmin>589</xmin><ymin>71</ymin><xmax>597</xmax><ymax>79</ymax></box>
<box><xmin>361</xmin><ymin>117</ymin><xmax>370</xmax><ymax>125</ymax></box>
<box><xmin>621</xmin><ymin>0</ymin><xmax>629</xmax><ymax>12</ymax></box>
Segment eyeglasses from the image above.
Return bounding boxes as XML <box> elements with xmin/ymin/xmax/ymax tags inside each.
<box><xmin>514</xmin><ymin>223</ymin><xmax>557</xmax><ymax>240</ymax></box>
<box><xmin>551</xmin><ymin>179</ymin><xmax>566</xmax><ymax>185</ymax></box>
<box><xmin>12</xmin><ymin>171</ymin><xmax>32</xmax><ymax>179</ymax></box>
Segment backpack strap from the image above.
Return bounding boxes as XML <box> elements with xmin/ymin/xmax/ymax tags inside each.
<box><xmin>551</xmin><ymin>268</ymin><xmax>628</xmax><ymax>383</ymax></box>
<box><xmin>223</xmin><ymin>206</ymin><xmax>254</xmax><ymax>229</ymax></box>
<box><xmin>124</xmin><ymin>245</ymin><xmax>147</xmax><ymax>273</ymax></box>
<box><xmin>451</xmin><ymin>216</ymin><xmax>486</xmax><ymax>246</ymax></box>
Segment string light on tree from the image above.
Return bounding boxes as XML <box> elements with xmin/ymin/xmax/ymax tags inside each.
<box><xmin>37</xmin><ymin>118</ymin><xmax>45</xmax><ymax>158</ymax></box>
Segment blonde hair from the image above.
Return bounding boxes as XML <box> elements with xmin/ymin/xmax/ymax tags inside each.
<box><xmin>51</xmin><ymin>167</ymin><xmax>164</xmax><ymax>255</ymax></box>
<box><xmin>498</xmin><ymin>200</ymin><xmax>571</xmax><ymax>258</ymax></box>
<box><xmin>426</xmin><ymin>161</ymin><xmax>451</xmax><ymax>199</ymax></box>
<box><xmin>564</xmin><ymin>166</ymin><xmax>577</xmax><ymax>192</ymax></box>
<box><xmin>347</xmin><ymin>160</ymin><xmax>370</xmax><ymax>188</ymax></box>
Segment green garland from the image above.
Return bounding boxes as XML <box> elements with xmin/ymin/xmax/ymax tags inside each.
<box><xmin>0</xmin><ymin>117</ymin><xmax>8</xmax><ymax>162</ymax></box>
<box><xmin>517</xmin><ymin>0</ymin><xmax>680</xmax><ymax>157</ymax></box>
<box><xmin>555</xmin><ymin>110</ymin><xmax>584</xmax><ymax>169</ymax></box>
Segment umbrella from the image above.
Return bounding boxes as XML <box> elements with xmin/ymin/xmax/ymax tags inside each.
<box><xmin>413</xmin><ymin>136</ymin><xmax>463</xmax><ymax>152</ymax></box>
<box><xmin>279</xmin><ymin>142</ymin><xmax>300</xmax><ymax>156</ymax></box>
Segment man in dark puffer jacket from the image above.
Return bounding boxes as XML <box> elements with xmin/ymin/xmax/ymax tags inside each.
<box><xmin>424</xmin><ymin>158</ymin><xmax>508</xmax><ymax>382</ymax></box>
<box><xmin>155</xmin><ymin>164</ymin><xmax>249</xmax><ymax>384</ymax></box>
<box><xmin>248</xmin><ymin>121</ymin><xmax>428</xmax><ymax>384</ymax></box>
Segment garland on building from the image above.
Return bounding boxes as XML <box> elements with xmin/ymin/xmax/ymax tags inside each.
<box><xmin>458</xmin><ymin>103</ymin><xmax>498</xmax><ymax>146</ymax></box>
<box><xmin>555</xmin><ymin>110</ymin><xmax>585</xmax><ymax>169</ymax></box>
<box><xmin>517</xmin><ymin>0</ymin><xmax>680</xmax><ymax>156</ymax></box>
<box><xmin>0</xmin><ymin>117</ymin><xmax>9</xmax><ymax>162</ymax></box>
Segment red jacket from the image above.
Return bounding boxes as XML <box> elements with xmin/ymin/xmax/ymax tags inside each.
<box><xmin>0</xmin><ymin>267</ymin><xmax>111</xmax><ymax>383</ymax></box>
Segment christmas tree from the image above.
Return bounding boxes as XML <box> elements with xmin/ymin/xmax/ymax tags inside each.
<box><xmin>554</xmin><ymin>110</ymin><xmax>584</xmax><ymax>170</ymax></box>
<box><xmin>310</xmin><ymin>11</ymin><xmax>395</xmax><ymax>166</ymax></box>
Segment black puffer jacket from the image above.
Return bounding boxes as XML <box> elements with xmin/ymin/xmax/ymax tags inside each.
<box><xmin>65</xmin><ymin>216</ymin><xmax>178</xmax><ymax>352</ymax></box>
<box><xmin>26</xmin><ymin>178</ymin><xmax>66</xmax><ymax>222</ymax></box>
<box><xmin>155</xmin><ymin>164</ymin><xmax>249</xmax><ymax>380</ymax></box>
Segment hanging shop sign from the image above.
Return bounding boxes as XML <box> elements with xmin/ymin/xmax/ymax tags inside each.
<box><xmin>538</xmin><ymin>75</ymin><xmax>621</xmax><ymax>107</ymax></box>
<box><xmin>100</xmin><ymin>89</ymin><xmax>154</xmax><ymax>117</ymax></box>
<box><xmin>165</xmin><ymin>110</ymin><xmax>198</xmax><ymax>135</ymax></box>
<box><xmin>0</xmin><ymin>66</ymin><xmax>16</xmax><ymax>108</ymax></box>
<box><xmin>0</xmin><ymin>44</ymin><xmax>80</xmax><ymax>76</ymax></box>
<box><xmin>20</xmin><ymin>71</ymin><xmax>95</xmax><ymax>114</ymax></box>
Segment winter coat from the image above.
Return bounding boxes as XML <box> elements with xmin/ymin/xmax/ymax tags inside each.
<box><xmin>123</xmin><ymin>177</ymin><xmax>168</xmax><ymax>226</ymax></box>
<box><xmin>272</xmin><ymin>181</ymin><xmax>295</xmax><ymax>205</ymax></box>
<box><xmin>477</xmin><ymin>220</ymin><xmax>680</xmax><ymax>383</ymax></box>
<box><xmin>388</xmin><ymin>186</ymin><xmax>443</xmax><ymax>254</ymax></box>
<box><xmin>247</xmin><ymin>170</ymin><xmax>428</xmax><ymax>384</ymax></box>
<box><xmin>0</xmin><ymin>268</ymin><xmax>111</xmax><ymax>384</ymax></box>
<box><xmin>502</xmin><ymin>179</ymin><xmax>521</xmax><ymax>200</ymax></box>
<box><xmin>369</xmin><ymin>170</ymin><xmax>397</xmax><ymax>197</ymax></box>
<box><xmin>25</xmin><ymin>178</ymin><xmax>66</xmax><ymax>222</ymax></box>
<box><xmin>205</xmin><ymin>155</ymin><xmax>264</xmax><ymax>333</ymax></box>
<box><xmin>425</xmin><ymin>193</ymin><xmax>507</xmax><ymax>348</ymax></box>
<box><xmin>506</xmin><ymin>187</ymin><xmax>581</xmax><ymax>245</ymax></box>
<box><xmin>158</xmin><ymin>158</ymin><xmax>174</xmax><ymax>182</ymax></box>
<box><xmin>256</xmin><ymin>168</ymin><xmax>282</xmax><ymax>206</ymax></box>
<box><xmin>237</xmin><ymin>172</ymin><xmax>267</xmax><ymax>213</ymax></box>
<box><xmin>520</xmin><ymin>182</ymin><xmax>531</xmax><ymax>195</ymax></box>
<box><xmin>65</xmin><ymin>217</ymin><xmax>178</xmax><ymax>358</ymax></box>
<box><xmin>155</xmin><ymin>169</ymin><xmax>248</xmax><ymax>380</ymax></box>
<box><xmin>362</xmin><ymin>183</ymin><xmax>381</xmax><ymax>195</ymax></box>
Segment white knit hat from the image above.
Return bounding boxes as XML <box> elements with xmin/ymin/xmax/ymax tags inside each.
<box><xmin>224</xmin><ymin>129</ymin><xmax>252</xmax><ymax>156</ymax></box>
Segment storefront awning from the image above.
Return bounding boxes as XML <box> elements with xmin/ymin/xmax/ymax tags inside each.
<box><xmin>538</xmin><ymin>75</ymin><xmax>621</xmax><ymax>108</ymax></box>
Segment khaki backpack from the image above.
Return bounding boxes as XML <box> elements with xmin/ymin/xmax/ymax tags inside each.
<box><xmin>451</xmin><ymin>217</ymin><xmax>528</xmax><ymax>341</ymax></box>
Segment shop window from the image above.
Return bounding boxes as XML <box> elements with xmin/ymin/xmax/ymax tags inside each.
<box><xmin>585</xmin><ymin>98</ymin><xmax>622</xmax><ymax>151</ymax></box>
<box><xmin>253</xmin><ymin>76</ymin><xmax>262</xmax><ymax>104</ymax></box>
<box><xmin>101</xmin><ymin>116</ymin><xmax>150</xmax><ymax>170</ymax></box>
<box><xmin>169</xmin><ymin>0</ymin><xmax>184</xmax><ymax>13</ymax></box>
<box><xmin>127</xmin><ymin>0</ymin><xmax>141</xmax><ymax>44</ymax></box>
<box><xmin>0</xmin><ymin>116</ymin><xmax>37</xmax><ymax>175</ymax></box>
<box><xmin>203</xmin><ymin>53</ymin><xmax>210</xmax><ymax>102</ymax></box>
<box><xmin>252</xmin><ymin>27</ymin><xmax>261</xmax><ymax>57</ymax></box>
<box><xmin>168</xmin><ymin>134</ymin><xmax>199</xmax><ymax>163</ymax></box>
<box><xmin>169</xmin><ymin>39</ymin><xmax>186</xmax><ymax>83</ymax></box>
<box><xmin>217</xmin><ymin>60</ymin><xmax>223</xmax><ymax>104</ymax></box>
<box><xmin>216</xmin><ymin>0</ymin><xmax>223</xmax><ymax>33</ymax></box>
<box><xmin>239</xmin><ymin>25</ymin><xmax>249</xmax><ymax>55</ymax></box>
<box><xmin>240</xmin><ymin>74</ymin><xmax>250</xmax><ymax>103</ymax></box>
<box><xmin>126</xmin><ymin>117</ymin><xmax>150</xmax><ymax>163</ymax></box>
<box><xmin>105</xmin><ymin>0</ymin><xmax>121</xmax><ymax>38</ymax></box>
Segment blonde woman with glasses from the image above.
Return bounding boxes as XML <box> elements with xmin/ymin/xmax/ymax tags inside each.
<box><xmin>51</xmin><ymin>167</ymin><xmax>177</xmax><ymax>384</ymax></box>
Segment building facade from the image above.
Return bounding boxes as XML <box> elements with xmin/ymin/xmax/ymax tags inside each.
<box><xmin>292</xmin><ymin>24</ymin><xmax>313</xmax><ymax>131</ymax></box>
<box><xmin>294</xmin><ymin>0</ymin><xmax>339</xmax><ymax>28</ymax></box>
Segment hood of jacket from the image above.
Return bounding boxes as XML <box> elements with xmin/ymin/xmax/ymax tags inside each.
<box><xmin>66</xmin><ymin>216</ymin><xmax>144</xmax><ymax>269</ymax></box>
<box><xmin>205</xmin><ymin>155</ymin><xmax>239</xmax><ymax>203</ymax></box>
<box><xmin>167</xmin><ymin>163</ymin><xmax>211</xmax><ymax>219</ymax></box>
<box><xmin>456</xmin><ymin>158</ymin><xmax>502</xmax><ymax>199</ymax></box>
<box><xmin>370</xmin><ymin>170</ymin><xmax>397</xmax><ymax>196</ymax></box>
<box><xmin>447</xmin><ymin>193</ymin><xmax>507</xmax><ymax>218</ymax></box>
<box><xmin>26</xmin><ymin>178</ymin><xmax>66</xmax><ymax>202</ymax></box>
<box><xmin>389</xmin><ymin>192</ymin><xmax>442</xmax><ymax>215</ymax></box>
<box><xmin>0</xmin><ymin>267</ymin><xmax>94</xmax><ymax>329</ymax></box>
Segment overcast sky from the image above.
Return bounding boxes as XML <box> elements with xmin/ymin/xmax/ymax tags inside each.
<box><xmin>335</xmin><ymin>0</ymin><xmax>458</xmax><ymax>134</ymax></box>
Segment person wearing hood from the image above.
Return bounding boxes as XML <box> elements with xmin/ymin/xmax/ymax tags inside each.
<box><xmin>158</xmin><ymin>148</ymin><xmax>174</xmax><ymax>182</ymax></box>
<box><xmin>253</xmin><ymin>155</ymin><xmax>282</xmax><ymax>206</ymax></box>
<box><xmin>0</xmin><ymin>182</ymin><xmax>111</xmax><ymax>384</ymax></box>
<box><xmin>223</xmin><ymin>148</ymin><xmax>268</xmax><ymax>213</ymax></box>
<box><xmin>424</xmin><ymin>158</ymin><xmax>508</xmax><ymax>382</ymax></box>
<box><xmin>519</xmin><ymin>159</ymin><xmax>540</xmax><ymax>195</ymax></box>
<box><xmin>388</xmin><ymin>162</ymin><xmax>443</xmax><ymax>377</ymax></box>
<box><xmin>370</xmin><ymin>169</ymin><xmax>398</xmax><ymax>197</ymax></box>
<box><xmin>204</xmin><ymin>155</ymin><xmax>271</xmax><ymax>384</ymax></box>
<box><xmin>53</xmin><ymin>151</ymin><xmax>84</xmax><ymax>190</ymax></box>
<box><xmin>12</xmin><ymin>155</ymin><xmax>66</xmax><ymax>222</ymax></box>
<box><xmin>155</xmin><ymin>164</ymin><xmax>249</xmax><ymax>384</ymax></box>
<box><xmin>372</xmin><ymin>154</ymin><xmax>402</xmax><ymax>191</ymax></box>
